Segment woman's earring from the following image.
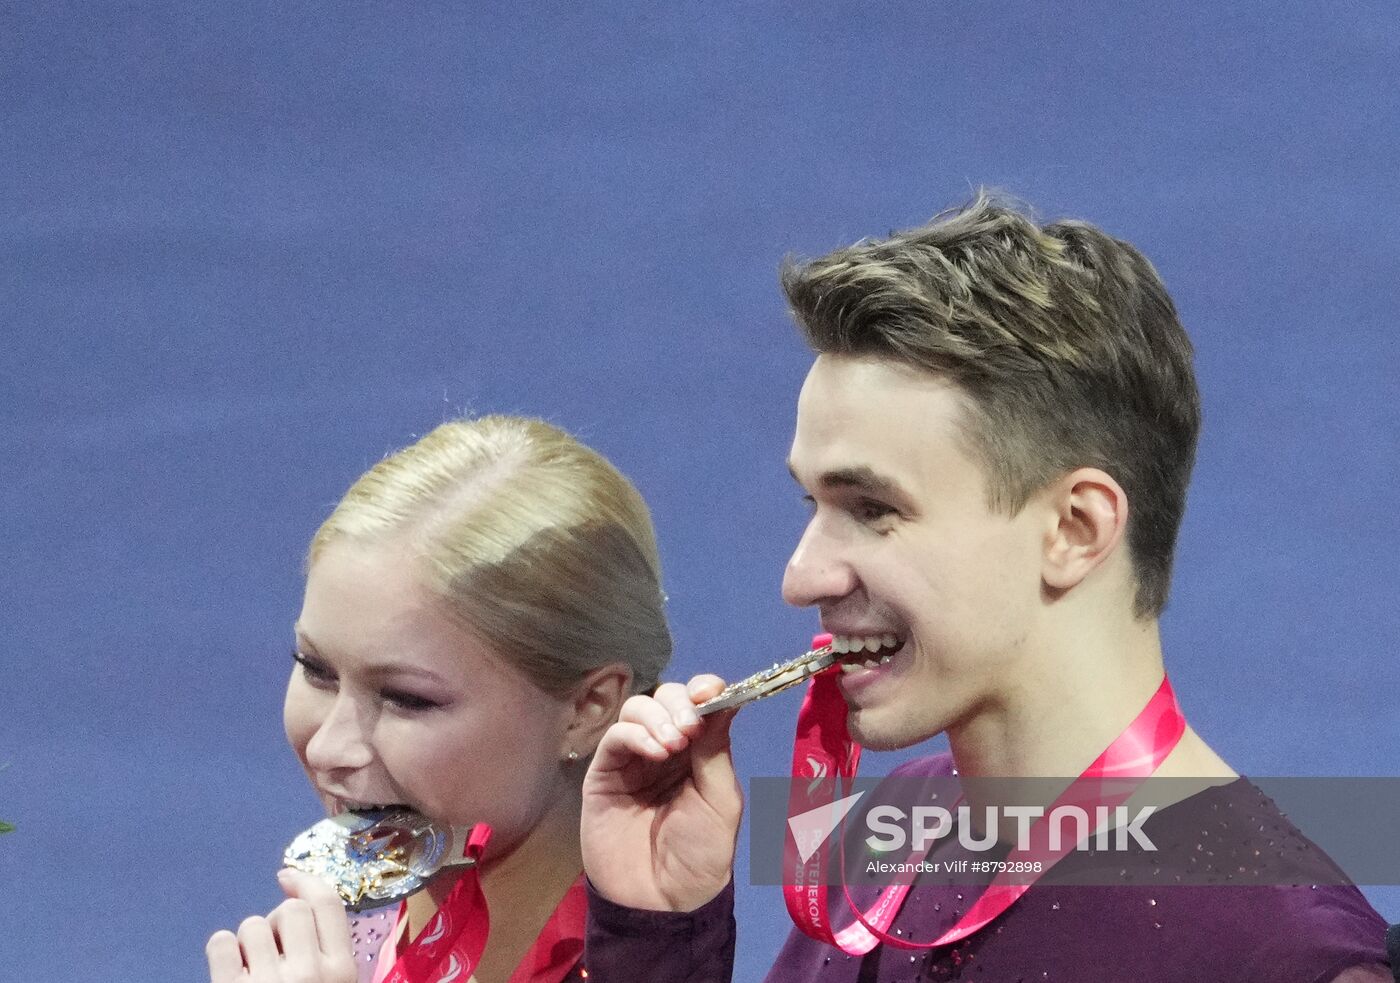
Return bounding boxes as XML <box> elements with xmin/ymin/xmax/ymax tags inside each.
<box><xmin>566</xmin><ymin>750</ymin><xmax>581</xmax><ymax>764</ymax></box>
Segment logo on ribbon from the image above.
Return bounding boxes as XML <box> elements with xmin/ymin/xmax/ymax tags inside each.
<box><xmin>435</xmin><ymin>953</ymin><xmax>465</xmax><ymax>983</ymax></box>
<box><xmin>421</xmin><ymin>912</ymin><xmax>448</xmax><ymax>948</ymax></box>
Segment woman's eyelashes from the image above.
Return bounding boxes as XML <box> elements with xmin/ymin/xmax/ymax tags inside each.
<box><xmin>292</xmin><ymin>649</ymin><xmax>335</xmax><ymax>687</ymax></box>
<box><xmin>291</xmin><ymin>650</ymin><xmax>444</xmax><ymax>712</ymax></box>
<box><xmin>380</xmin><ymin>689</ymin><xmax>443</xmax><ymax>712</ymax></box>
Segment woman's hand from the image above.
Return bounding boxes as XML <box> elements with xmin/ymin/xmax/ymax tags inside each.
<box><xmin>581</xmin><ymin>676</ymin><xmax>743</xmax><ymax>913</ymax></box>
<box><xmin>206</xmin><ymin>868</ymin><xmax>358</xmax><ymax>983</ymax></box>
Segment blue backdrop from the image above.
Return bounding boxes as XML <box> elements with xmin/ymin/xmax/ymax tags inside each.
<box><xmin>2</xmin><ymin>3</ymin><xmax>1397</xmax><ymax>979</ymax></box>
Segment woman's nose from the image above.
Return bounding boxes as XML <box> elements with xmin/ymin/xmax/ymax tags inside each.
<box><xmin>302</xmin><ymin>691</ymin><xmax>375</xmax><ymax>774</ymax></box>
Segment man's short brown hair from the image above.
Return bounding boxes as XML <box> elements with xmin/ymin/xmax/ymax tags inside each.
<box><xmin>781</xmin><ymin>192</ymin><xmax>1200</xmax><ymax>618</ymax></box>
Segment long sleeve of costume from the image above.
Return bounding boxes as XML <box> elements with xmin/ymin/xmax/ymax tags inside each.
<box><xmin>584</xmin><ymin>879</ymin><xmax>736</xmax><ymax>983</ymax></box>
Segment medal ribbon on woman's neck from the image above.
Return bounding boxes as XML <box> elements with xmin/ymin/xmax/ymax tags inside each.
<box><xmin>783</xmin><ymin>635</ymin><xmax>1187</xmax><ymax>954</ymax></box>
<box><xmin>383</xmin><ymin>823</ymin><xmax>493</xmax><ymax>983</ymax></box>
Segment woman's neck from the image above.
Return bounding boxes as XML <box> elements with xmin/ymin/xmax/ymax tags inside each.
<box><xmin>403</xmin><ymin>787</ymin><xmax>585</xmax><ymax>983</ymax></box>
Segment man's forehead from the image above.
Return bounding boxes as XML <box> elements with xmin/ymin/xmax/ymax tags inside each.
<box><xmin>786</xmin><ymin>410</ymin><xmax>927</xmax><ymax>498</ymax></box>
<box><xmin>793</xmin><ymin>355</ymin><xmax>966</xmax><ymax>438</ymax></box>
<box><xmin>788</xmin><ymin>355</ymin><xmax>977</xmax><ymax>494</ymax></box>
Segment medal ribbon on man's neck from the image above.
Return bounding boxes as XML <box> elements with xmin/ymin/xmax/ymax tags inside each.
<box><xmin>782</xmin><ymin>635</ymin><xmax>1186</xmax><ymax>954</ymax></box>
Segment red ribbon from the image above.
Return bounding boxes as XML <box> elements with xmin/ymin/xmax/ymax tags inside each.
<box><xmin>783</xmin><ymin>635</ymin><xmax>1186</xmax><ymax>954</ymax></box>
<box><xmin>383</xmin><ymin>824</ymin><xmax>493</xmax><ymax>983</ymax></box>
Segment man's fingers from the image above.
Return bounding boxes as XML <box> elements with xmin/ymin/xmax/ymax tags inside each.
<box><xmin>618</xmin><ymin>693</ymin><xmax>692</xmax><ymax>752</ymax></box>
<box><xmin>653</xmin><ymin>682</ymin><xmax>702</xmax><ymax>735</ymax></box>
<box><xmin>596</xmin><ymin>719</ymin><xmax>675</xmax><ymax>767</ymax></box>
<box><xmin>610</xmin><ymin>680</ymin><xmax>740</xmax><ymax>815</ymax></box>
<box><xmin>206</xmin><ymin>929</ymin><xmax>247</xmax><ymax>983</ymax></box>
<box><xmin>686</xmin><ymin>674</ymin><xmax>726</xmax><ymax>703</ymax></box>
<box><xmin>683</xmin><ymin>674</ymin><xmax>740</xmax><ymax>811</ymax></box>
<box><xmin>688</xmin><ymin>707</ymin><xmax>743</xmax><ymax>814</ymax></box>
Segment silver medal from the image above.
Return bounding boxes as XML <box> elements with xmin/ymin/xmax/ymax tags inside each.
<box><xmin>283</xmin><ymin>808</ymin><xmax>469</xmax><ymax>910</ymax></box>
<box><xmin>695</xmin><ymin>641</ymin><xmax>838</xmax><ymax>716</ymax></box>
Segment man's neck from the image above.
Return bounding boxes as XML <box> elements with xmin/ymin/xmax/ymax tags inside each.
<box><xmin>943</xmin><ymin>609</ymin><xmax>1237</xmax><ymax>793</ymax></box>
<box><xmin>947</xmin><ymin>612</ymin><xmax>1169</xmax><ymax>779</ymax></box>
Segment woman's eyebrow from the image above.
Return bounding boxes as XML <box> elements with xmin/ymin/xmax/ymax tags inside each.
<box><xmin>293</xmin><ymin>626</ymin><xmax>451</xmax><ymax>684</ymax></box>
<box><xmin>358</xmin><ymin>661</ymin><xmax>450</xmax><ymax>684</ymax></box>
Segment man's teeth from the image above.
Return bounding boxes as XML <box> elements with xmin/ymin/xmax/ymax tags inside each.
<box><xmin>831</xmin><ymin>634</ymin><xmax>902</xmax><ymax>673</ymax></box>
<box><xmin>830</xmin><ymin>634</ymin><xmax>898</xmax><ymax>654</ymax></box>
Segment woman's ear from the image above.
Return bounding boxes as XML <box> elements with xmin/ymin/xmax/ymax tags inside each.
<box><xmin>1041</xmin><ymin>467</ymin><xmax>1129</xmax><ymax>593</ymax></box>
<box><xmin>561</xmin><ymin>663</ymin><xmax>633</xmax><ymax>761</ymax></box>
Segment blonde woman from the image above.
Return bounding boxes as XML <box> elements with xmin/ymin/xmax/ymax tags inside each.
<box><xmin>206</xmin><ymin>416</ymin><xmax>671</xmax><ymax>983</ymax></box>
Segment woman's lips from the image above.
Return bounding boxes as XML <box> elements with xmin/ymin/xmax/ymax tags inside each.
<box><xmin>319</xmin><ymin>793</ymin><xmax>411</xmax><ymax>816</ymax></box>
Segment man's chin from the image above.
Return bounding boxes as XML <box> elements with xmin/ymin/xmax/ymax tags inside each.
<box><xmin>847</xmin><ymin>708</ymin><xmax>930</xmax><ymax>752</ymax></box>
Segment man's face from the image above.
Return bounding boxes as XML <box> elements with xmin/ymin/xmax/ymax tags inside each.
<box><xmin>783</xmin><ymin>355</ymin><xmax>1048</xmax><ymax>749</ymax></box>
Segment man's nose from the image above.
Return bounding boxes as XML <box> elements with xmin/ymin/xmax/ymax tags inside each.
<box><xmin>782</xmin><ymin>519</ymin><xmax>857</xmax><ymax>608</ymax></box>
<box><xmin>303</xmin><ymin>691</ymin><xmax>375</xmax><ymax>774</ymax></box>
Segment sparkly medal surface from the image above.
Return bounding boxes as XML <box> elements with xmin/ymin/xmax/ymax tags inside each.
<box><xmin>695</xmin><ymin>638</ymin><xmax>838</xmax><ymax>716</ymax></box>
<box><xmin>283</xmin><ymin>808</ymin><xmax>472</xmax><ymax>910</ymax></box>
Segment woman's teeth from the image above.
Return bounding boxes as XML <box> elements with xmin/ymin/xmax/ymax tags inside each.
<box><xmin>832</xmin><ymin>634</ymin><xmax>902</xmax><ymax>673</ymax></box>
<box><xmin>338</xmin><ymin>801</ymin><xmax>404</xmax><ymax>814</ymax></box>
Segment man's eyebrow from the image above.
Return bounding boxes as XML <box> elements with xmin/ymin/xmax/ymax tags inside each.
<box><xmin>819</xmin><ymin>467</ymin><xmax>905</xmax><ymax>497</ymax></box>
<box><xmin>787</xmin><ymin>462</ymin><xmax>906</xmax><ymax>498</ymax></box>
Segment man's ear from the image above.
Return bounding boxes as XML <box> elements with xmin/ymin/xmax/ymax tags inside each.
<box><xmin>1041</xmin><ymin>467</ymin><xmax>1128</xmax><ymax>592</ymax></box>
<box><xmin>561</xmin><ymin>663</ymin><xmax>633</xmax><ymax>761</ymax></box>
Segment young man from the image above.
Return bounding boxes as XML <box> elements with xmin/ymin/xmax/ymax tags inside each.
<box><xmin>579</xmin><ymin>195</ymin><xmax>1390</xmax><ymax>981</ymax></box>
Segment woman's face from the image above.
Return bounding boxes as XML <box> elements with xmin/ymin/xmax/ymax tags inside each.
<box><xmin>284</xmin><ymin>538</ymin><xmax>577</xmax><ymax>853</ymax></box>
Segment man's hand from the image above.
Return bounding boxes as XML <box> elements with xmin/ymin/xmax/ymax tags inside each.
<box><xmin>581</xmin><ymin>676</ymin><xmax>743</xmax><ymax>913</ymax></box>
<box><xmin>206</xmin><ymin>869</ymin><xmax>358</xmax><ymax>983</ymax></box>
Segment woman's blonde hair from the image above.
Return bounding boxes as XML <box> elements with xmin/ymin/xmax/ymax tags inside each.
<box><xmin>308</xmin><ymin>416</ymin><xmax>671</xmax><ymax>696</ymax></box>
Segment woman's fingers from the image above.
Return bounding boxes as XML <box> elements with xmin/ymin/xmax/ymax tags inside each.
<box><xmin>277</xmin><ymin>868</ymin><xmax>355</xmax><ymax>961</ymax></box>
<box><xmin>236</xmin><ymin>915</ymin><xmax>280</xmax><ymax>972</ymax></box>
<box><xmin>206</xmin><ymin>929</ymin><xmax>247</xmax><ymax>983</ymax></box>
<box><xmin>205</xmin><ymin>872</ymin><xmax>356</xmax><ymax>983</ymax></box>
<box><xmin>267</xmin><ymin>898</ymin><xmax>319</xmax><ymax>978</ymax></box>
